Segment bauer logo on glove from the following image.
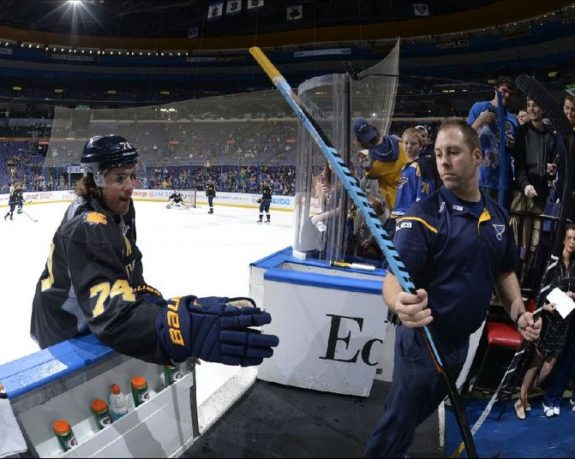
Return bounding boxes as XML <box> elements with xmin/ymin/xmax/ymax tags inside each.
<box><xmin>157</xmin><ymin>295</ymin><xmax>279</xmax><ymax>366</ymax></box>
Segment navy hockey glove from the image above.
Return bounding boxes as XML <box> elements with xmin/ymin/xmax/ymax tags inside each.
<box><xmin>156</xmin><ymin>295</ymin><xmax>279</xmax><ymax>365</ymax></box>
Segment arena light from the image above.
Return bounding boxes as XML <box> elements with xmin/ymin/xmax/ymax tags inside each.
<box><xmin>68</xmin><ymin>1</ymin><xmax>82</xmax><ymax>5</ymax></box>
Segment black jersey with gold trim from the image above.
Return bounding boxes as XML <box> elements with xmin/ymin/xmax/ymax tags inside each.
<box><xmin>206</xmin><ymin>183</ymin><xmax>216</xmax><ymax>197</ymax></box>
<box><xmin>31</xmin><ymin>197</ymin><xmax>170</xmax><ymax>364</ymax></box>
<box><xmin>261</xmin><ymin>184</ymin><xmax>272</xmax><ymax>201</ymax></box>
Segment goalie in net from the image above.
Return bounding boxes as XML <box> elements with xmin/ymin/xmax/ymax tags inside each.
<box><xmin>166</xmin><ymin>189</ymin><xmax>196</xmax><ymax>209</ymax></box>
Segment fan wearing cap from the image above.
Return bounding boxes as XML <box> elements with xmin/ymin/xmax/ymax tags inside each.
<box><xmin>352</xmin><ymin>118</ymin><xmax>408</xmax><ymax>211</ymax></box>
<box><xmin>31</xmin><ymin>135</ymin><xmax>279</xmax><ymax>367</ymax></box>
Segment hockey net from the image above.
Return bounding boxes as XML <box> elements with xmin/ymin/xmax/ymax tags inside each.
<box><xmin>183</xmin><ymin>189</ymin><xmax>197</xmax><ymax>208</ymax></box>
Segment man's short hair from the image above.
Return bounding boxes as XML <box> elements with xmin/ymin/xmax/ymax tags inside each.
<box><xmin>438</xmin><ymin>119</ymin><xmax>480</xmax><ymax>152</ymax></box>
<box><xmin>495</xmin><ymin>75</ymin><xmax>515</xmax><ymax>91</ymax></box>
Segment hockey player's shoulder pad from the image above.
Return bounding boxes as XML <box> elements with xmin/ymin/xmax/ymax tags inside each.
<box><xmin>83</xmin><ymin>211</ymin><xmax>108</xmax><ymax>226</ymax></box>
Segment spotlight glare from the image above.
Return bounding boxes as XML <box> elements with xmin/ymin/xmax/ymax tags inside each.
<box><xmin>68</xmin><ymin>0</ymin><xmax>82</xmax><ymax>6</ymax></box>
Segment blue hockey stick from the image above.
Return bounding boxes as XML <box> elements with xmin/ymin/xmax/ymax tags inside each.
<box><xmin>249</xmin><ymin>46</ymin><xmax>477</xmax><ymax>458</ymax></box>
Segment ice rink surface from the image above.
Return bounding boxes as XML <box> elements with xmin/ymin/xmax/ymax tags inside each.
<box><xmin>0</xmin><ymin>200</ymin><xmax>293</xmax><ymax>368</ymax></box>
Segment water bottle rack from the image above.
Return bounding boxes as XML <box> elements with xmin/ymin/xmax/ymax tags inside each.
<box><xmin>12</xmin><ymin>353</ymin><xmax>198</xmax><ymax>458</ymax></box>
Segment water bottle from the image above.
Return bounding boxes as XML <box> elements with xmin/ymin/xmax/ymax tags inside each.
<box><xmin>130</xmin><ymin>376</ymin><xmax>150</xmax><ymax>407</ymax></box>
<box><xmin>108</xmin><ymin>383</ymin><xmax>128</xmax><ymax>421</ymax></box>
<box><xmin>90</xmin><ymin>398</ymin><xmax>113</xmax><ymax>429</ymax></box>
<box><xmin>52</xmin><ymin>419</ymin><xmax>78</xmax><ymax>452</ymax></box>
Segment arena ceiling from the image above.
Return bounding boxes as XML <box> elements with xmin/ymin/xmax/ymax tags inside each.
<box><xmin>0</xmin><ymin>1</ymin><xmax>499</xmax><ymax>38</ymax></box>
<box><xmin>0</xmin><ymin>0</ymin><xmax>570</xmax><ymax>48</ymax></box>
<box><xmin>0</xmin><ymin>0</ymin><xmax>571</xmax><ymax>110</ymax></box>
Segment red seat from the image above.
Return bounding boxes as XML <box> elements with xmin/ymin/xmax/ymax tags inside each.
<box><xmin>472</xmin><ymin>297</ymin><xmax>537</xmax><ymax>395</ymax></box>
<box><xmin>485</xmin><ymin>322</ymin><xmax>522</xmax><ymax>349</ymax></box>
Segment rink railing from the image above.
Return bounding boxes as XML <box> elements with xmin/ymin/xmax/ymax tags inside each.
<box><xmin>0</xmin><ymin>189</ymin><xmax>295</xmax><ymax>211</ymax></box>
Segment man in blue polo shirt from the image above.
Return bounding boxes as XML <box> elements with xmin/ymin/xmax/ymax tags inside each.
<box><xmin>364</xmin><ymin>120</ymin><xmax>542</xmax><ymax>458</ymax></box>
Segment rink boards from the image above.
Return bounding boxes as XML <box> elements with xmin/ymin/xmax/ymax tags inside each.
<box><xmin>0</xmin><ymin>188</ymin><xmax>295</xmax><ymax>211</ymax></box>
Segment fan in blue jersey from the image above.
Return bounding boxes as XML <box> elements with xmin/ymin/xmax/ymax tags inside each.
<box><xmin>390</xmin><ymin>128</ymin><xmax>436</xmax><ymax>221</ymax></box>
<box><xmin>467</xmin><ymin>75</ymin><xmax>519</xmax><ymax>208</ymax></box>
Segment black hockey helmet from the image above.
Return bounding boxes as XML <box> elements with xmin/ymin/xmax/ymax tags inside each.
<box><xmin>81</xmin><ymin>135</ymin><xmax>138</xmax><ymax>172</ymax></box>
<box><xmin>81</xmin><ymin>135</ymin><xmax>138</xmax><ymax>186</ymax></box>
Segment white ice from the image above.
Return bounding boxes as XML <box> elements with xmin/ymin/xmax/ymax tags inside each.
<box><xmin>0</xmin><ymin>200</ymin><xmax>293</xmax><ymax>403</ymax></box>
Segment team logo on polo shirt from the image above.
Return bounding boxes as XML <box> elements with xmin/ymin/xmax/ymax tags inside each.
<box><xmin>492</xmin><ymin>224</ymin><xmax>506</xmax><ymax>241</ymax></box>
<box><xmin>396</xmin><ymin>221</ymin><xmax>412</xmax><ymax>230</ymax></box>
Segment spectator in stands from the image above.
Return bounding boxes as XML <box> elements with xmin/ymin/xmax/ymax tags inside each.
<box><xmin>553</xmin><ymin>95</ymin><xmax>575</xmax><ymax>227</ymax></box>
<box><xmin>352</xmin><ymin>117</ymin><xmax>408</xmax><ymax>211</ymax></box>
<box><xmin>390</xmin><ymin>127</ymin><xmax>436</xmax><ymax>220</ymax></box>
<box><xmin>467</xmin><ymin>75</ymin><xmax>519</xmax><ymax>208</ymax></box>
<box><xmin>414</xmin><ymin>124</ymin><xmax>440</xmax><ymax>188</ymax></box>
<box><xmin>517</xmin><ymin>109</ymin><xmax>530</xmax><ymax>125</ymax></box>
<box><xmin>537</xmin><ymin>95</ymin><xmax>575</xmax><ymax>417</ymax></box>
<box><xmin>414</xmin><ymin>124</ymin><xmax>433</xmax><ymax>158</ymax></box>
<box><xmin>365</xmin><ymin>120</ymin><xmax>540</xmax><ymax>457</ymax></box>
<box><xmin>515</xmin><ymin>224</ymin><xmax>575</xmax><ymax>419</ymax></box>
<box><xmin>31</xmin><ymin>134</ymin><xmax>279</xmax><ymax>368</ymax></box>
<box><xmin>353</xmin><ymin>194</ymin><xmax>388</xmax><ymax>260</ymax></box>
<box><xmin>564</xmin><ymin>94</ymin><xmax>575</xmax><ymax>126</ymax></box>
<box><xmin>511</xmin><ymin>96</ymin><xmax>557</xmax><ymax>286</ymax></box>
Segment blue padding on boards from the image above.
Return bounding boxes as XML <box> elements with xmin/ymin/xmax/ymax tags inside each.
<box><xmin>251</xmin><ymin>246</ymin><xmax>387</xmax><ymax>277</ymax></box>
<box><xmin>251</xmin><ymin>246</ymin><xmax>294</xmax><ymax>269</ymax></box>
<box><xmin>0</xmin><ymin>334</ymin><xmax>115</xmax><ymax>399</ymax></box>
<box><xmin>264</xmin><ymin>267</ymin><xmax>382</xmax><ymax>294</ymax></box>
<box><xmin>444</xmin><ymin>396</ymin><xmax>575</xmax><ymax>457</ymax></box>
